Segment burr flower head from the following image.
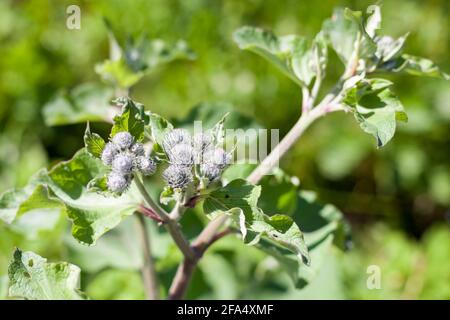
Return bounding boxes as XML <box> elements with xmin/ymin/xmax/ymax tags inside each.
<box><xmin>112</xmin><ymin>152</ymin><xmax>134</xmax><ymax>174</ymax></box>
<box><xmin>130</xmin><ymin>142</ymin><xmax>145</xmax><ymax>157</ymax></box>
<box><xmin>107</xmin><ymin>171</ymin><xmax>130</xmax><ymax>193</ymax></box>
<box><xmin>193</xmin><ymin>132</ymin><xmax>213</xmax><ymax>163</ymax></box>
<box><xmin>202</xmin><ymin>147</ymin><xmax>231</xmax><ymax>169</ymax></box>
<box><xmin>167</xmin><ymin>143</ymin><xmax>194</xmax><ymax>166</ymax></box>
<box><xmin>112</xmin><ymin>131</ymin><xmax>134</xmax><ymax>150</ymax></box>
<box><xmin>101</xmin><ymin>142</ymin><xmax>119</xmax><ymax>166</ymax></box>
<box><xmin>163</xmin><ymin>129</ymin><xmax>192</xmax><ymax>152</ymax></box>
<box><xmin>136</xmin><ymin>156</ymin><xmax>156</xmax><ymax>176</ymax></box>
<box><xmin>200</xmin><ymin>162</ymin><xmax>221</xmax><ymax>182</ymax></box>
<box><xmin>163</xmin><ymin>165</ymin><xmax>193</xmax><ymax>189</ymax></box>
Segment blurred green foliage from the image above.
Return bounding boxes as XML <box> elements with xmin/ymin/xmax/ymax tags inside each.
<box><xmin>0</xmin><ymin>0</ymin><xmax>448</xmax><ymax>299</ymax></box>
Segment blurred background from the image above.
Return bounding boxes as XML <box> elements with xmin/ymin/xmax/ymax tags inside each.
<box><xmin>0</xmin><ymin>0</ymin><xmax>449</xmax><ymax>299</ymax></box>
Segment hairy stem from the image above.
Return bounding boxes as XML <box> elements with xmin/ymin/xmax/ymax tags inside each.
<box><xmin>135</xmin><ymin>213</ymin><xmax>159</xmax><ymax>300</ymax></box>
<box><xmin>134</xmin><ymin>176</ymin><xmax>196</xmax><ymax>261</ymax></box>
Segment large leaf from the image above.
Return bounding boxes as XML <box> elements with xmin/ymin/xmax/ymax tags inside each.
<box><xmin>257</xmin><ymin>186</ymin><xmax>349</xmax><ymax>288</ymax></box>
<box><xmin>0</xmin><ymin>170</ymin><xmax>49</xmax><ymax>224</ymax></box>
<box><xmin>233</xmin><ymin>26</ymin><xmax>323</xmax><ymax>87</ymax></box>
<box><xmin>323</xmin><ymin>7</ymin><xmax>376</xmax><ymax>67</ymax></box>
<box><xmin>389</xmin><ymin>54</ymin><xmax>450</xmax><ymax>80</ymax></box>
<box><xmin>342</xmin><ymin>77</ymin><xmax>407</xmax><ymax>147</ymax></box>
<box><xmin>97</xmin><ymin>20</ymin><xmax>195</xmax><ymax>89</ymax></box>
<box><xmin>42</xmin><ymin>83</ymin><xmax>114</xmax><ymax>126</ymax></box>
<box><xmin>0</xmin><ymin>149</ymin><xmax>140</xmax><ymax>245</ymax></box>
<box><xmin>40</xmin><ymin>150</ymin><xmax>140</xmax><ymax>245</ymax></box>
<box><xmin>8</xmin><ymin>249</ymin><xmax>85</xmax><ymax>300</ymax></box>
<box><xmin>111</xmin><ymin>97</ymin><xmax>149</xmax><ymax>142</ymax></box>
<box><xmin>203</xmin><ymin>179</ymin><xmax>310</xmax><ymax>265</ymax></box>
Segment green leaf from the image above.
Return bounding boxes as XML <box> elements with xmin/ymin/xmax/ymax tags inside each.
<box><xmin>323</xmin><ymin>7</ymin><xmax>376</xmax><ymax>65</ymax></box>
<box><xmin>0</xmin><ymin>169</ymin><xmax>48</xmax><ymax>224</ymax></box>
<box><xmin>41</xmin><ymin>150</ymin><xmax>139</xmax><ymax>245</ymax></box>
<box><xmin>148</xmin><ymin>112</ymin><xmax>174</xmax><ymax>149</ymax></box>
<box><xmin>256</xmin><ymin>186</ymin><xmax>350</xmax><ymax>289</ymax></box>
<box><xmin>233</xmin><ymin>26</ymin><xmax>322</xmax><ymax>86</ymax></box>
<box><xmin>84</xmin><ymin>123</ymin><xmax>106</xmax><ymax>158</ymax></box>
<box><xmin>375</xmin><ymin>34</ymin><xmax>408</xmax><ymax>64</ymax></box>
<box><xmin>160</xmin><ymin>186</ymin><xmax>176</xmax><ymax>205</ymax></box>
<box><xmin>98</xmin><ymin>20</ymin><xmax>195</xmax><ymax>89</ymax></box>
<box><xmin>8</xmin><ymin>249</ymin><xmax>85</xmax><ymax>300</ymax></box>
<box><xmin>111</xmin><ymin>98</ymin><xmax>148</xmax><ymax>142</ymax></box>
<box><xmin>1</xmin><ymin>149</ymin><xmax>140</xmax><ymax>245</ymax></box>
<box><xmin>203</xmin><ymin>179</ymin><xmax>310</xmax><ymax>265</ymax></box>
<box><xmin>323</xmin><ymin>8</ymin><xmax>360</xmax><ymax>63</ymax></box>
<box><xmin>127</xmin><ymin>38</ymin><xmax>196</xmax><ymax>72</ymax></box>
<box><xmin>87</xmin><ymin>175</ymin><xmax>109</xmax><ymax>193</ymax></box>
<box><xmin>365</xmin><ymin>5</ymin><xmax>381</xmax><ymax>38</ymax></box>
<box><xmin>392</xmin><ymin>54</ymin><xmax>450</xmax><ymax>80</ymax></box>
<box><xmin>42</xmin><ymin>83</ymin><xmax>114</xmax><ymax>126</ymax></box>
<box><xmin>96</xmin><ymin>58</ymin><xmax>144</xmax><ymax>89</ymax></box>
<box><xmin>342</xmin><ymin>77</ymin><xmax>407</xmax><ymax>147</ymax></box>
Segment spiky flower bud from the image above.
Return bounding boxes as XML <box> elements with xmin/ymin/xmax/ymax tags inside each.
<box><xmin>130</xmin><ymin>142</ymin><xmax>145</xmax><ymax>157</ymax></box>
<box><xmin>101</xmin><ymin>142</ymin><xmax>119</xmax><ymax>166</ymax></box>
<box><xmin>136</xmin><ymin>156</ymin><xmax>156</xmax><ymax>176</ymax></box>
<box><xmin>112</xmin><ymin>132</ymin><xmax>134</xmax><ymax>150</ymax></box>
<box><xmin>200</xmin><ymin>163</ymin><xmax>221</xmax><ymax>182</ymax></box>
<box><xmin>202</xmin><ymin>147</ymin><xmax>231</xmax><ymax>169</ymax></box>
<box><xmin>107</xmin><ymin>171</ymin><xmax>130</xmax><ymax>193</ymax></box>
<box><xmin>193</xmin><ymin>132</ymin><xmax>213</xmax><ymax>163</ymax></box>
<box><xmin>163</xmin><ymin>165</ymin><xmax>193</xmax><ymax>189</ymax></box>
<box><xmin>167</xmin><ymin>143</ymin><xmax>194</xmax><ymax>166</ymax></box>
<box><xmin>162</xmin><ymin>129</ymin><xmax>192</xmax><ymax>152</ymax></box>
<box><xmin>112</xmin><ymin>152</ymin><xmax>134</xmax><ymax>174</ymax></box>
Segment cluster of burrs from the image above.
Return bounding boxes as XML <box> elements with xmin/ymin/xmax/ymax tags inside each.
<box><xmin>162</xmin><ymin>129</ymin><xmax>231</xmax><ymax>190</ymax></box>
<box><xmin>101</xmin><ymin>131</ymin><xmax>156</xmax><ymax>193</ymax></box>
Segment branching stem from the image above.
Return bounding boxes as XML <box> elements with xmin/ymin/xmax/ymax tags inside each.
<box><xmin>134</xmin><ymin>176</ymin><xmax>196</xmax><ymax>261</ymax></box>
<box><xmin>167</xmin><ymin>87</ymin><xmax>345</xmax><ymax>299</ymax></box>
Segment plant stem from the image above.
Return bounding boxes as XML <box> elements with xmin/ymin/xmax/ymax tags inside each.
<box><xmin>135</xmin><ymin>213</ymin><xmax>159</xmax><ymax>300</ymax></box>
<box><xmin>134</xmin><ymin>176</ymin><xmax>196</xmax><ymax>261</ymax></box>
<box><xmin>168</xmin><ymin>227</ymin><xmax>233</xmax><ymax>300</ymax></box>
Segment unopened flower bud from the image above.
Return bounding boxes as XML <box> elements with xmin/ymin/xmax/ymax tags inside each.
<box><xmin>202</xmin><ymin>147</ymin><xmax>231</xmax><ymax>169</ymax></box>
<box><xmin>107</xmin><ymin>171</ymin><xmax>130</xmax><ymax>193</ymax></box>
<box><xmin>101</xmin><ymin>142</ymin><xmax>119</xmax><ymax>166</ymax></box>
<box><xmin>167</xmin><ymin>143</ymin><xmax>194</xmax><ymax>166</ymax></box>
<box><xmin>112</xmin><ymin>152</ymin><xmax>134</xmax><ymax>174</ymax></box>
<box><xmin>163</xmin><ymin>129</ymin><xmax>191</xmax><ymax>152</ymax></box>
<box><xmin>112</xmin><ymin>132</ymin><xmax>134</xmax><ymax>150</ymax></box>
<box><xmin>136</xmin><ymin>156</ymin><xmax>156</xmax><ymax>176</ymax></box>
<box><xmin>130</xmin><ymin>142</ymin><xmax>145</xmax><ymax>157</ymax></box>
<box><xmin>163</xmin><ymin>165</ymin><xmax>193</xmax><ymax>189</ymax></box>
<box><xmin>200</xmin><ymin>163</ymin><xmax>221</xmax><ymax>182</ymax></box>
<box><xmin>193</xmin><ymin>132</ymin><xmax>213</xmax><ymax>163</ymax></box>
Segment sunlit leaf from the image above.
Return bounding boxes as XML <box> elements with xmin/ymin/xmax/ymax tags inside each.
<box><xmin>203</xmin><ymin>179</ymin><xmax>310</xmax><ymax>265</ymax></box>
<box><xmin>233</xmin><ymin>26</ymin><xmax>323</xmax><ymax>86</ymax></box>
<box><xmin>42</xmin><ymin>83</ymin><xmax>114</xmax><ymax>126</ymax></box>
<box><xmin>84</xmin><ymin>123</ymin><xmax>106</xmax><ymax>158</ymax></box>
<box><xmin>342</xmin><ymin>77</ymin><xmax>407</xmax><ymax>147</ymax></box>
<box><xmin>8</xmin><ymin>249</ymin><xmax>85</xmax><ymax>300</ymax></box>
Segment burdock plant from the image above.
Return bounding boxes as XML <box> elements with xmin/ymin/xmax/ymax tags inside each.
<box><xmin>1</xmin><ymin>4</ymin><xmax>448</xmax><ymax>301</ymax></box>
